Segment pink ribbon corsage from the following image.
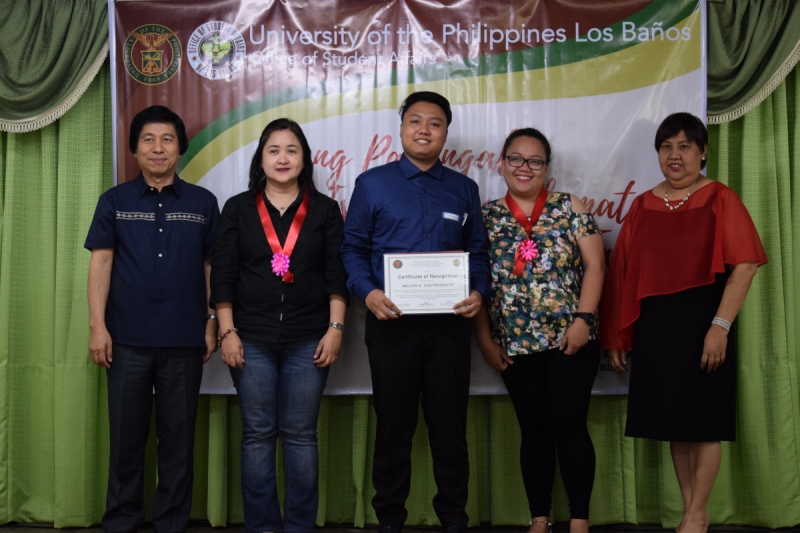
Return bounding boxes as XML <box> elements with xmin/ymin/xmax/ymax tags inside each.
<box><xmin>271</xmin><ymin>252</ymin><xmax>291</xmax><ymax>277</ymax></box>
<box><xmin>518</xmin><ymin>238</ymin><xmax>538</xmax><ymax>261</ymax></box>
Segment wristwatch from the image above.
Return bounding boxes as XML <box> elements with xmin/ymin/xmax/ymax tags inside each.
<box><xmin>573</xmin><ymin>312</ymin><xmax>596</xmax><ymax>326</ymax></box>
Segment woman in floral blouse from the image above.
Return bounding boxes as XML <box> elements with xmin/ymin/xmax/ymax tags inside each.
<box><xmin>474</xmin><ymin>128</ymin><xmax>605</xmax><ymax>533</ymax></box>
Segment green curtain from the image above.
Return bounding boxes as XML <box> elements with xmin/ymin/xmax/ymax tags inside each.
<box><xmin>707</xmin><ymin>0</ymin><xmax>800</xmax><ymax>123</ymax></box>
<box><xmin>0</xmin><ymin>0</ymin><xmax>108</xmax><ymax>132</ymax></box>
<box><xmin>0</xmin><ymin>62</ymin><xmax>112</xmax><ymax>526</ymax></box>
<box><xmin>1</xmin><ymin>64</ymin><xmax>798</xmax><ymax>528</ymax></box>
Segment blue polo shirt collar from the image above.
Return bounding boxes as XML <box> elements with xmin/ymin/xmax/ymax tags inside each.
<box><xmin>399</xmin><ymin>154</ymin><xmax>445</xmax><ymax>180</ymax></box>
<box><xmin>135</xmin><ymin>172</ymin><xmax>184</xmax><ymax>198</ymax></box>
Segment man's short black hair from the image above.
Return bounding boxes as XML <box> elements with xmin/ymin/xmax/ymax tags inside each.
<box><xmin>398</xmin><ymin>91</ymin><xmax>452</xmax><ymax>126</ymax></box>
<box><xmin>129</xmin><ymin>105</ymin><xmax>189</xmax><ymax>155</ymax></box>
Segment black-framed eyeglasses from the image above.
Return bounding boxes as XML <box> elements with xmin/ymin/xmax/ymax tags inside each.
<box><xmin>505</xmin><ymin>156</ymin><xmax>547</xmax><ymax>170</ymax></box>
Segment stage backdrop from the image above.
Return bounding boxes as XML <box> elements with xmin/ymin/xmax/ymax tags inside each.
<box><xmin>111</xmin><ymin>0</ymin><xmax>706</xmax><ymax>394</ymax></box>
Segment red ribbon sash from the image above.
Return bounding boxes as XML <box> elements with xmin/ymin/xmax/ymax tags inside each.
<box><xmin>505</xmin><ymin>186</ymin><xmax>549</xmax><ymax>276</ymax></box>
<box><xmin>255</xmin><ymin>188</ymin><xmax>310</xmax><ymax>283</ymax></box>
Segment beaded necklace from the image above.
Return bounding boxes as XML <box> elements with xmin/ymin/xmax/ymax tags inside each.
<box><xmin>663</xmin><ymin>178</ymin><xmax>699</xmax><ymax>211</ymax></box>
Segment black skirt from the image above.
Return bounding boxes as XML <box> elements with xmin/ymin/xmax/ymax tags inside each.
<box><xmin>626</xmin><ymin>274</ymin><xmax>737</xmax><ymax>442</ymax></box>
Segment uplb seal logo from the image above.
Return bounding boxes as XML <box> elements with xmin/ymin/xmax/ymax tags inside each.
<box><xmin>188</xmin><ymin>21</ymin><xmax>246</xmax><ymax>80</ymax></box>
<box><xmin>124</xmin><ymin>24</ymin><xmax>182</xmax><ymax>85</ymax></box>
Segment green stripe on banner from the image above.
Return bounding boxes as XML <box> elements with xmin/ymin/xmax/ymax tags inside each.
<box><xmin>178</xmin><ymin>0</ymin><xmax>697</xmax><ymax>173</ymax></box>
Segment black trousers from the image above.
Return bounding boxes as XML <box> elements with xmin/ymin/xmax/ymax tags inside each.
<box><xmin>500</xmin><ymin>340</ymin><xmax>601</xmax><ymax>520</ymax></box>
<box><xmin>103</xmin><ymin>344</ymin><xmax>204</xmax><ymax>533</ymax></box>
<box><xmin>365</xmin><ymin>313</ymin><xmax>472</xmax><ymax>527</ymax></box>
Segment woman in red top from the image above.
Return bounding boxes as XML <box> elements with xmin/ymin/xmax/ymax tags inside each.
<box><xmin>601</xmin><ymin>113</ymin><xmax>767</xmax><ymax>533</ymax></box>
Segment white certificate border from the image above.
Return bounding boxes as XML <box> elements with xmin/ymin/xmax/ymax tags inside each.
<box><xmin>383</xmin><ymin>252</ymin><xmax>470</xmax><ymax>314</ymax></box>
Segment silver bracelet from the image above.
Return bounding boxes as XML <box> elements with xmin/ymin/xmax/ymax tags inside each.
<box><xmin>712</xmin><ymin>317</ymin><xmax>731</xmax><ymax>331</ymax></box>
<box><xmin>329</xmin><ymin>322</ymin><xmax>345</xmax><ymax>331</ymax></box>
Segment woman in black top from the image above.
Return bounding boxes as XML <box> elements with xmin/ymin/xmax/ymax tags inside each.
<box><xmin>211</xmin><ymin>118</ymin><xmax>348</xmax><ymax>533</ymax></box>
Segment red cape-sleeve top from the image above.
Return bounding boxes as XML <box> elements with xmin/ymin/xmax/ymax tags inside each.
<box><xmin>600</xmin><ymin>180</ymin><xmax>767</xmax><ymax>351</ymax></box>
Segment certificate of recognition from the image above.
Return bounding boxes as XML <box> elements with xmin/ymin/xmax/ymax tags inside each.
<box><xmin>383</xmin><ymin>252</ymin><xmax>470</xmax><ymax>314</ymax></box>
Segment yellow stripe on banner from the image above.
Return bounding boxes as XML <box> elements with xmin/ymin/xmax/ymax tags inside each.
<box><xmin>474</xmin><ymin>10</ymin><xmax>701</xmax><ymax>104</ymax></box>
<box><xmin>180</xmin><ymin>88</ymin><xmax>405</xmax><ymax>183</ymax></box>
<box><xmin>182</xmin><ymin>11</ymin><xmax>700</xmax><ymax>183</ymax></box>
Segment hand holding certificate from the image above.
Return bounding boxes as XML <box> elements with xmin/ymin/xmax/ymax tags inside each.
<box><xmin>383</xmin><ymin>252</ymin><xmax>472</xmax><ymax>314</ymax></box>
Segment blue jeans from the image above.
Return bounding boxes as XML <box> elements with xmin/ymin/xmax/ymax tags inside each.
<box><xmin>231</xmin><ymin>337</ymin><xmax>329</xmax><ymax>533</ymax></box>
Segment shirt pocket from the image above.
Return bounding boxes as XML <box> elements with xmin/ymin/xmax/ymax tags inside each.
<box><xmin>437</xmin><ymin>211</ymin><xmax>465</xmax><ymax>250</ymax></box>
<box><xmin>166</xmin><ymin>214</ymin><xmax>208</xmax><ymax>258</ymax></box>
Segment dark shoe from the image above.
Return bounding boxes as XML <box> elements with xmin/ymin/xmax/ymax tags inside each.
<box><xmin>444</xmin><ymin>526</ymin><xmax>467</xmax><ymax>533</ymax></box>
<box><xmin>379</xmin><ymin>526</ymin><xmax>402</xmax><ymax>533</ymax></box>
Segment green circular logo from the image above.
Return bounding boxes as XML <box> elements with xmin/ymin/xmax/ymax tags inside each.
<box><xmin>124</xmin><ymin>24</ymin><xmax>182</xmax><ymax>85</ymax></box>
<box><xmin>188</xmin><ymin>22</ymin><xmax>246</xmax><ymax>80</ymax></box>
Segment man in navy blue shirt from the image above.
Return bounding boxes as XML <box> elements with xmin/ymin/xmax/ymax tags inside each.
<box><xmin>341</xmin><ymin>92</ymin><xmax>490</xmax><ymax>533</ymax></box>
<box><xmin>85</xmin><ymin>106</ymin><xmax>219</xmax><ymax>533</ymax></box>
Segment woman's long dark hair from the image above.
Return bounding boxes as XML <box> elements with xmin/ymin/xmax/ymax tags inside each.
<box><xmin>248</xmin><ymin>118</ymin><xmax>317</xmax><ymax>191</ymax></box>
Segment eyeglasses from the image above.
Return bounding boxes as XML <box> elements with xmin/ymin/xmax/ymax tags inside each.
<box><xmin>505</xmin><ymin>156</ymin><xmax>547</xmax><ymax>170</ymax></box>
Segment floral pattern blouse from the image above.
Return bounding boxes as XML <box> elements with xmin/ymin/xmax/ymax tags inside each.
<box><xmin>482</xmin><ymin>192</ymin><xmax>600</xmax><ymax>355</ymax></box>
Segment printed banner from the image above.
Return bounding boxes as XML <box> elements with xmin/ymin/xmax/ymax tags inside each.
<box><xmin>112</xmin><ymin>0</ymin><xmax>706</xmax><ymax>394</ymax></box>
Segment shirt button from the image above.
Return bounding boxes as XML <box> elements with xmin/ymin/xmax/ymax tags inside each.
<box><xmin>426</xmin><ymin>210</ymin><xmax>430</xmax><ymax>214</ymax></box>
<box><xmin>158</xmin><ymin>254</ymin><xmax>163</xmax><ymax>257</ymax></box>
<box><xmin>423</xmin><ymin>189</ymin><xmax>428</xmax><ymax>193</ymax></box>
<box><xmin>150</xmin><ymin>187</ymin><xmax>155</xmax><ymax>191</ymax></box>
<box><xmin>426</xmin><ymin>234</ymin><xmax>430</xmax><ymax>239</ymax></box>
<box><xmin>158</xmin><ymin>203</ymin><xmax>162</xmax><ymax>207</ymax></box>
<box><xmin>159</xmin><ymin>228</ymin><xmax>163</xmax><ymax>232</ymax></box>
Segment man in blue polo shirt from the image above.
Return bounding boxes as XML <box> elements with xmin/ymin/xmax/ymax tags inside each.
<box><xmin>85</xmin><ymin>106</ymin><xmax>219</xmax><ymax>533</ymax></box>
<box><xmin>341</xmin><ymin>92</ymin><xmax>490</xmax><ymax>533</ymax></box>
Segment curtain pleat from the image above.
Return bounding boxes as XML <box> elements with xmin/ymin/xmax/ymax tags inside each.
<box><xmin>707</xmin><ymin>0</ymin><xmax>800</xmax><ymax>123</ymax></box>
<box><xmin>0</xmin><ymin>1</ymin><xmax>109</xmax><ymax>132</ymax></box>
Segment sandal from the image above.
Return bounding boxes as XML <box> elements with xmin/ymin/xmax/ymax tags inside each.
<box><xmin>530</xmin><ymin>519</ymin><xmax>552</xmax><ymax>533</ymax></box>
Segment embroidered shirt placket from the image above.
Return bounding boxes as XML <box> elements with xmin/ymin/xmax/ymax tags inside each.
<box><xmin>154</xmin><ymin>188</ymin><xmax>166</xmax><ymax>277</ymax></box>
